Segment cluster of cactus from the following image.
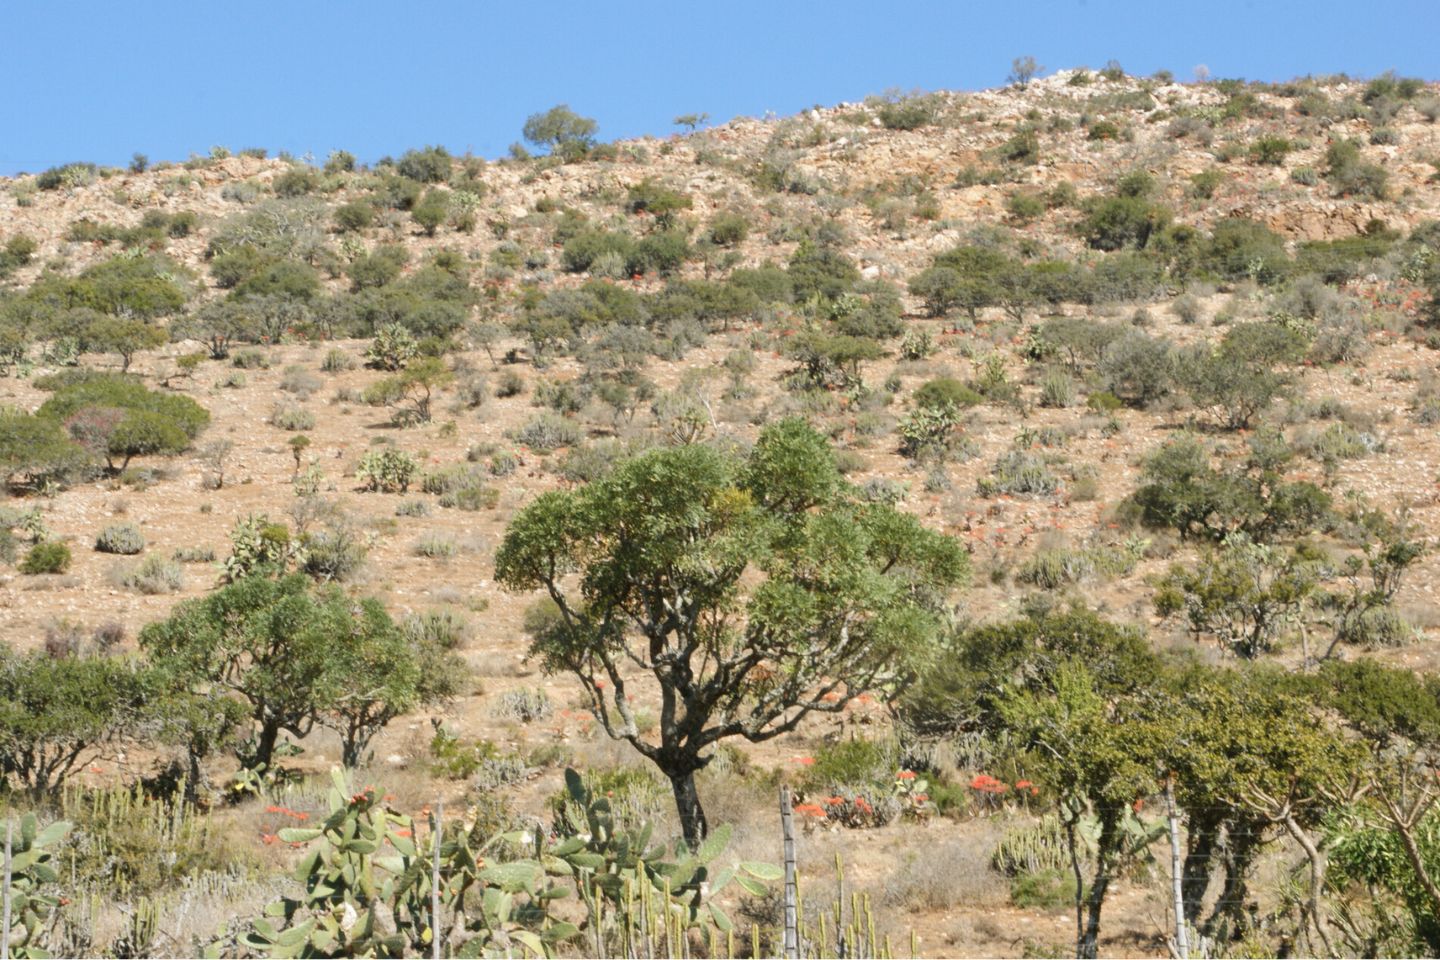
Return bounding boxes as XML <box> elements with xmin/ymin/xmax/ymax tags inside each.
<box><xmin>356</xmin><ymin>449</ymin><xmax>418</xmax><ymax>494</ymax></box>
<box><xmin>898</xmin><ymin>327</ymin><xmax>934</xmax><ymax>361</ymax></box>
<box><xmin>3</xmin><ymin>813</ymin><xmax>73</xmax><ymax>959</ymax></box>
<box><xmin>548</xmin><ymin>769</ymin><xmax>781</xmax><ymax>955</ymax></box>
<box><xmin>220</xmin><ymin>514</ymin><xmax>301</xmax><ymax>582</ymax></box>
<box><xmin>240</xmin><ymin>767</ymin><xmax>779</xmax><ymax>958</ymax></box>
<box><xmin>990</xmin><ymin>815</ymin><xmax>1072</xmax><ymax>877</ymax></box>
<box><xmin>365</xmin><ymin>323</ymin><xmax>419</xmax><ymax>372</ymax></box>
<box><xmin>897</xmin><ymin>402</ymin><xmax>963</xmax><ymax>461</ymax></box>
<box><xmin>0</xmin><ymin>507</ymin><xmax>49</xmax><ymax>564</ymax></box>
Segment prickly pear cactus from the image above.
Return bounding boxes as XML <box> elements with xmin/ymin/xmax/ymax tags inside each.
<box><xmin>4</xmin><ymin>812</ymin><xmax>73</xmax><ymax>959</ymax></box>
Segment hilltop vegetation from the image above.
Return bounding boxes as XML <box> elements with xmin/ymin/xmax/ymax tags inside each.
<box><xmin>2</xmin><ymin>66</ymin><xmax>1440</xmax><ymax>956</ymax></box>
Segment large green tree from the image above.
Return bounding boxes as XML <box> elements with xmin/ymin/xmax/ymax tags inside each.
<box><xmin>902</xmin><ymin>611</ymin><xmax>1165</xmax><ymax>959</ymax></box>
<box><xmin>496</xmin><ymin>418</ymin><xmax>968</xmax><ymax>846</ymax></box>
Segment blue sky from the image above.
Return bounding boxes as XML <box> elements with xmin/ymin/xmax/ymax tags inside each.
<box><xmin>2</xmin><ymin>0</ymin><xmax>1434</xmax><ymax>175</ymax></box>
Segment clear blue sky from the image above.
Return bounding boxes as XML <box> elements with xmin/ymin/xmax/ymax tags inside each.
<box><xmin>2</xmin><ymin>0</ymin><xmax>1434</xmax><ymax>175</ymax></box>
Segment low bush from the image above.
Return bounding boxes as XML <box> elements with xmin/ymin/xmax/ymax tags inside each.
<box><xmin>20</xmin><ymin>541</ymin><xmax>71</xmax><ymax>575</ymax></box>
<box><xmin>113</xmin><ymin>555</ymin><xmax>183</xmax><ymax>594</ymax></box>
<box><xmin>95</xmin><ymin>522</ymin><xmax>144</xmax><ymax>555</ymax></box>
<box><xmin>270</xmin><ymin>404</ymin><xmax>316</xmax><ymax>431</ymax></box>
<box><xmin>978</xmin><ymin>451</ymin><xmax>1060</xmax><ymax>497</ymax></box>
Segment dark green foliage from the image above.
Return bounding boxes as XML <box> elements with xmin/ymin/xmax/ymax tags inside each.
<box><xmin>1097</xmin><ymin>330</ymin><xmax>1175</xmax><ymax>407</ymax></box>
<box><xmin>1078</xmin><ymin>195</ymin><xmax>1172</xmax><ymax>251</ymax></box>
<box><xmin>272</xmin><ymin>166</ymin><xmax>319</xmax><ymax>197</ymax></box>
<box><xmin>39</xmin><ymin>373</ymin><xmax>208</xmax><ymax>473</ymax></box>
<box><xmin>35</xmin><ymin>162</ymin><xmax>97</xmax><ymax>191</ymax></box>
<box><xmin>1200</xmin><ymin>219</ymin><xmax>1290</xmax><ymax>283</ymax></box>
<box><xmin>1324</xmin><ymin>138</ymin><xmax>1389</xmax><ymax>199</ymax></box>
<box><xmin>0</xmin><ymin>411</ymin><xmax>89</xmax><ymax>488</ymax></box>
<box><xmin>788</xmin><ymin>241</ymin><xmax>860</xmax><ymax>302</ymax></box>
<box><xmin>410</xmin><ymin>189</ymin><xmax>450</xmax><ymax>236</ymax></box>
<box><xmin>349</xmin><ymin>243</ymin><xmax>409</xmax><ymax>290</ymax></box>
<box><xmin>784</xmin><ymin>331</ymin><xmax>884</xmax><ymax>390</ymax></box>
<box><xmin>1179</xmin><ymin>321</ymin><xmax>1309</xmax><ymax>429</ymax></box>
<box><xmin>1296</xmin><ymin>226</ymin><xmax>1397</xmax><ymax>284</ymax></box>
<box><xmin>0</xmin><ymin>649</ymin><xmax>152</xmax><ymax>791</ymax></box>
<box><xmin>20</xmin><ymin>541</ymin><xmax>71</xmax><ymax>575</ymax></box>
<box><xmin>232</xmin><ymin>257</ymin><xmax>321</xmax><ymax>303</ymax></box>
<box><xmin>394</xmin><ymin>144</ymin><xmax>452</xmax><ymax>183</ymax></box>
<box><xmin>324</xmin><ymin>150</ymin><xmax>356</xmax><ymax>174</ymax></box>
<box><xmin>876</xmin><ymin>92</ymin><xmax>941</xmax><ymax>130</ymax></box>
<box><xmin>141</xmin><ymin>573</ymin><xmax>458</xmax><ymax>770</ymax></box>
<box><xmin>1248</xmin><ymin>136</ymin><xmax>1293</xmax><ymax>165</ymax></box>
<box><xmin>914</xmin><ymin>377</ymin><xmax>983</xmax><ymax>410</ymax></box>
<box><xmin>522</xmin><ymin>105</ymin><xmax>599</xmax><ymax>161</ymax></box>
<box><xmin>333</xmin><ymin>201</ymin><xmax>375</xmax><ymax>233</ymax></box>
<box><xmin>1124</xmin><ymin>435</ymin><xmax>1332</xmax><ymax>542</ymax></box>
<box><xmin>30</xmin><ymin>254</ymin><xmax>187</xmax><ymax>318</ymax></box>
<box><xmin>497</xmin><ymin>418</ymin><xmax>967</xmax><ymax>845</ymax></box>
<box><xmin>0</xmin><ymin>234</ymin><xmax>38</xmax><ymax>279</ymax></box>
<box><xmin>708</xmin><ymin>212</ymin><xmax>749</xmax><ymax>247</ymax></box>
<box><xmin>626</xmin><ymin>178</ymin><xmax>692</xmax><ymax>227</ymax></box>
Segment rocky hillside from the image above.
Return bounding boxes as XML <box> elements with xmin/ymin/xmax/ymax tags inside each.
<box><xmin>2</xmin><ymin>68</ymin><xmax>1440</xmax><ymax>958</ymax></box>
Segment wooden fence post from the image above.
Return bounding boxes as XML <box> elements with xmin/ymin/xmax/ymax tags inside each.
<box><xmin>2</xmin><ymin>817</ymin><xmax>12</xmax><ymax>960</ymax></box>
<box><xmin>1165</xmin><ymin>777</ymin><xmax>1189</xmax><ymax>960</ymax></box>
<box><xmin>780</xmin><ymin>786</ymin><xmax>798</xmax><ymax>960</ymax></box>
<box><xmin>432</xmin><ymin>799</ymin><xmax>443</xmax><ymax>960</ymax></box>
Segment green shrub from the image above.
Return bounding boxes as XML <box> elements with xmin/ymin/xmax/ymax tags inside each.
<box><xmin>411</xmin><ymin>189</ymin><xmax>450</xmax><ymax>236</ymax></box>
<box><xmin>1078</xmin><ymin>195</ymin><xmax>1171</xmax><ymax>251</ymax></box>
<box><xmin>95</xmin><ymin>522</ymin><xmax>144</xmax><ymax>555</ymax></box>
<box><xmin>365</xmin><ymin>323</ymin><xmax>419</xmax><ymax>371</ymax></box>
<box><xmin>626</xmin><ymin>178</ymin><xmax>692</xmax><ymax>226</ymax></box>
<box><xmin>333</xmin><ymin>201</ymin><xmax>374</xmax><ymax>233</ymax></box>
<box><xmin>1097</xmin><ymin>331</ymin><xmax>1175</xmax><ymax>407</ymax></box>
<box><xmin>273</xmin><ymin>166</ymin><xmax>319</xmax><ymax>197</ymax></box>
<box><xmin>914</xmin><ymin>378</ymin><xmax>982</xmax><ymax>410</ymax></box>
<box><xmin>1324</xmin><ymin>139</ymin><xmax>1388</xmax><ymax>199</ymax></box>
<box><xmin>1038</xmin><ymin>369</ymin><xmax>1078</xmax><ymax>408</ymax></box>
<box><xmin>1011</xmin><ymin>869</ymin><xmax>1080</xmax><ymax>911</ymax></box>
<box><xmin>1248</xmin><ymin>136</ymin><xmax>1293</xmax><ymax>165</ymax></box>
<box><xmin>1006</xmin><ymin>191</ymin><xmax>1047</xmax><ymax>223</ymax></box>
<box><xmin>394</xmin><ymin>145</ymin><xmax>452</xmax><ymax>183</ymax></box>
<box><xmin>495</xmin><ymin>370</ymin><xmax>525</xmax><ymax>398</ymax></box>
<box><xmin>1201</xmin><ymin>218</ymin><xmax>1290</xmax><ymax>283</ymax></box>
<box><xmin>21</xmin><ymin>541</ymin><xmax>72</xmax><ymax>575</ymax></box>
<box><xmin>708</xmin><ymin>212</ymin><xmax>749</xmax><ymax>247</ymax></box>
<box><xmin>0</xmin><ymin>234</ymin><xmax>38</xmax><ymax>278</ymax></box>
<box><xmin>232</xmin><ymin>348</ymin><xmax>270</xmax><ymax>369</ymax></box>
<box><xmin>802</xmin><ymin>738</ymin><xmax>898</xmax><ymax>792</ymax></box>
<box><xmin>349</xmin><ymin>244</ymin><xmax>409</xmax><ymax>290</ymax></box>
<box><xmin>876</xmin><ymin>93</ymin><xmax>941</xmax><ymax>130</ymax></box>
<box><xmin>36</xmin><ymin>162</ymin><xmax>97</xmax><ymax>191</ymax></box>
<box><xmin>522</xmin><ymin>105</ymin><xmax>598</xmax><ymax>160</ymax></box>
<box><xmin>40</xmin><ymin>375</ymin><xmax>209</xmax><ymax>473</ymax></box>
<box><xmin>1087</xmin><ymin>120</ymin><xmax>1122</xmax><ymax>141</ymax></box>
